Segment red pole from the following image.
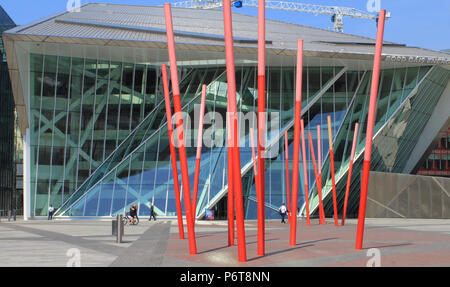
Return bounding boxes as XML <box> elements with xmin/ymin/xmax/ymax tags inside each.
<box><xmin>356</xmin><ymin>10</ymin><xmax>386</xmax><ymax>250</ymax></box>
<box><xmin>289</xmin><ymin>39</ymin><xmax>303</xmax><ymax>246</ymax></box>
<box><xmin>257</xmin><ymin>0</ymin><xmax>266</xmax><ymax>256</ymax></box>
<box><xmin>284</xmin><ymin>130</ymin><xmax>291</xmax><ymax>223</ymax></box>
<box><xmin>161</xmin><ymin>64</ymin><xmax>184</xmax><ymax>240</ymax></box>
<box><xmin>300</xmin><ymin>120</ymin><xmax>311</xmax><ymax>226</ymax></box>
<box><xmin>164</xmin><ymin>3</ymin><xmax>197</xmax><ymax>255</ymax></box>
<box><xmin>223</xmin><ymin>0</ymin><xmax>246</xmax><ymax>262</ymax></box>
<box><xmin>192</xmin><ymin>84</ymin><xmax>207</xmax><ymax>220</ymax></box>
<box><xmin>227</xmin><ymin>141</ymin><xmax>235</xmax><ymax>246</ymax></box>
<box><xmin>250</xmin><ymin>128</ymin><xmax>261</xmax><ymax>221</ymax></box>
<box><xmin>317</xmin><ymin>125</ymin><xmax>326</xmax><ymax>224</ymax></box>
<box><xmin>342</xmin><ymin>122</ymin><xmax>359</xmax><ymax>226</ymax></box>
<box><xmin>327</xmin><ymin>116</ymin><xmax>339</xmax><ymax>226</ymax></box>
<box><xmin>308</xmin><ymin>132</ymin><xmax>326</xmax><ymax>225</ymax></box>
<box><xmin>227</xmin><ymin>135</ymin><xmax>235</xmax><ymax>246</ymax></box>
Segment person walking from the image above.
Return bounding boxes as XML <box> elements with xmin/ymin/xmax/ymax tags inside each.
<box><xmin>48</xmin><ymin>205</ymin><xmax>55</xmax><ymax>220</ymax></box>
<box><xmin>149</xmin><ymin>203</ymin><xmax>156</xmax><ymax>221</ymax></box>
<box><xmin>278</xmin><ymin>203</ymin><xmax>289</xmax><ymax>224</ymax></box>
<box><xmin>134</xmin><ymin>204</ymin><xmax>140</xmax><ymax>224</ymax></box>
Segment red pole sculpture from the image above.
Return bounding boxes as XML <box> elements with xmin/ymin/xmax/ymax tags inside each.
<box><xmin>161</xmin><ymin>64</ymin><xmax>184</xmax><ymax>240</ymax></box>
<box><xmin>327</xmin><ymin>116</ymin><xmax>339</xmax><ymax>226</ymax></box>
<box><xmin>250</xmin><ymin>128</ymin><xmax>261</xmax><ymax>218</ymax></box>
<box><xmin>257</xmin><ymin>0</ymin><xmax>266</xmax><ymax>256</ymax></box>
<box><xmin>164</xmin><ymin>3</ymin><xmax>197</xmax><ymax>255</ymax></box>
<box><xmin>223</xmin><ymin>0</ymin><xmax>246</xmax><ymax>262</ymax></box>
<box><xmin>317</xmin><ymin>125</ymin><xmax>326</xmax><ymax>224</ymax></box>
<box><xmin>192</xmin><ymin>84</ymin><xmax>207</xmax><ymax>220</ymax></box>
<box><xmin>227</xmin><ymin>144</ymin><xmax>235</xmax><ymax>246</ymax></box>
<box><xmin>308</xmin><ymin>132</ymin><xmax>326</xmax><ymax>225</ymax></box>
<box><xmin>342</xmin><ymin>122</ymin><xmax>359</xmax><ymax>226</ymax></box>
<box><xmin>300</xmin><ymin>120</ymin><xmax>311</xmax><ymax>226</ymax></box>
<box><xmin>289</xmin><ymin>39</ymin><xmax>303</xmax><ymax>246</ymax></box>
<box><xmin>356</xmin><ymin>10</ymin><xmax>386</xmax><ymax>250</ymax></box>
<box><xmin>284</xmin><ymin>130</ymin><xmax>291</xmax><ymax>223</ymax></box>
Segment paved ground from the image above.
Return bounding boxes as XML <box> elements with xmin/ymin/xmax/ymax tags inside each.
<box><xmin>0</xmin><ymin>217</ymin><xmax>449</xmax><ymax>267</ymax></box>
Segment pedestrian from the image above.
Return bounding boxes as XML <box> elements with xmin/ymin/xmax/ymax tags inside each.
<box><xmin>149</xmin><ymin>203</ymin><xmax>156</xmax><ymax>221</ymax></box>
<box><xmin>48</xmin><ymin>205</ymin><xmax>55</xmax><ymax>220</ymax></box>
<box><xmin>278</xmin><ymin>203</ymin><xmax>288</xmax><ymax>224</ymax></box>
<box><xmin>134</xmin><ymin>204</ymin><xmax>140</xmax><ymax>224</ymax></box>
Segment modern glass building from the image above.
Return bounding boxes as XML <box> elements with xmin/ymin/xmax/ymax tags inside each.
<box><xmin>0</xmin><ymin>5</ymin><xmax>17</xmax><ymax>215</ymax></box>
<box><xmin>3</xmin><ymin>3</ymin><xmax>449</xmax><ymax>220</ymax></box>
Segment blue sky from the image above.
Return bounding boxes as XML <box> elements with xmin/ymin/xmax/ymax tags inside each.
<box><xmin>1</xmin><ymin>0</ymin><xmax>449</xmax><ymax>51</ymax></box>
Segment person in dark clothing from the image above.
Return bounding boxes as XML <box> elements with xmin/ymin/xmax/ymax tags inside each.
<box><xmin>149</xmin><ymin>203</ymin><xmax>156</xmax><ymax>221</ymax></box>
<box><xmin>129</xmin><ymin>205</ymin><xmax>137</xmax><ymax>225</ymax></box>
<box><xmin>133</xmin><ymin>204</ymin><xmax>139</xmax><ymax>223</ymax></box>
<box><xmin>278</xmin><ymin>203</ymin><xmax>289</xmax><ymax>224</ymax></box>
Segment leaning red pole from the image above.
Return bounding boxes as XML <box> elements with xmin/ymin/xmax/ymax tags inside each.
<box><xmin>327</xmin><ymin>116</ymin><xmax>339</xmax><ymax>226</ymax></box>
<box><xmin>161</xmin><ymin>64</ymin><xmax>184</xmax><ymax>240</ymax></box>
<box><xmin>308</xmin><ymin>132</ymin><xmax>326</xmax><ymax>225</ymax></box>
<box><xmin>342</xmin><ymin>122</ymin><xmax>359</xmax><ymax>226</ymax></box>
<box><xmin>226</xmin><ymin>88</ymin><xmax>234</xmax><ymax>247</ymax></box>
<box><xmin>317</xmin><ymin>125</ymin><xmax>326</xmax><ymax>224</ymax></box>
<box><xmin>192</xmin><ymin>85</ymin><xmax>207</xmax><ymax>220</ymax></box>
<box><xmin>356</xmin><ymin>10</ymin><xmax>386</xmax><ymax>250</ymax></box>
<box><xmin>289</xmin><ymin>39</ymin><xmax>303</xmax><ymax>246</ymax></box>
<box><xmin>227</xmin><ymin>139</ymin><xmax>235</xmax><ymax>246</ymax></box>
<box><xmin>164</xmin><ymin>3</ymin><xmax>197</xmax><ymax>255</ymax></box>
<box><xmin>250</xmin><ymin>128</ymin><xmax>261</xmax><ymax>214</ymax></box>
<box><xmin>284</xmin><ymin>131</ymin><xmax>291</xmax><ymax>223</ymax></box>
<box><xmin>257</xmin><ymin>0</ymin><xmax>266</xmax><ymax>256</ymax></box>
<box><xmin>223</xmin><ymin>0</ymin><xmax>246</xmax><ymax>262</ymax></box>
<box><xmin>300</xmin><ymin>120</ymin><xmax>311</xmax><ymax>226</ymax></box>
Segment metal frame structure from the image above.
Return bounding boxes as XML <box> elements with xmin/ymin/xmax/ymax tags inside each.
<box><xmin>171</xmin><ymin>0</ymin><xmax>391</xmax><ymax>32</ymax></box>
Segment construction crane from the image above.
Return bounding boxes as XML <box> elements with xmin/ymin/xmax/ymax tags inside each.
<box><xmin>171</xmin><ymin>0</ymin><xmax>391</xmax><ymax>33</ymax></box>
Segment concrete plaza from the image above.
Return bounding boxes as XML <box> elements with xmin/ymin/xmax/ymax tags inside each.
<box><xmin>0</xmin><ymin>217</ymin><xmax>449</xmax><ymax>267</ymax></box>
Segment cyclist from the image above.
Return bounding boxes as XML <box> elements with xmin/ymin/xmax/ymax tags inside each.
<box><xmin>129</xmin><ymin>204</ymin><xmax>138</xmax><ymax>225</ymax></box>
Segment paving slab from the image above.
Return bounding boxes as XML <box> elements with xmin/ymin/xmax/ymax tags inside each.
<box><xmin>0</xmin><ymin>218</ymin><xmax>449</xmax><ymax>267</ymax></box>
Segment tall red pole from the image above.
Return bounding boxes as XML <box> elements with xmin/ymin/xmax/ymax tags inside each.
<box><xmin>223</xmin><ymin>0</ymin><xmax>246</xmax><ymax>262</ymax></box>
<box><xmin>227</xmin><ymin>142</ymin><xmax>235</xmax><ymax>246</ymax></box>
<box><xmin>327</xmin><ymin>116</ymin><xmax>339</xmax><ymax>226</ymax></box>
<box><xmin>164</xmin><ymin>3</ymin><xmax>197</xmax><ymax>255</ymax></box>
<box><xmin>284</xmin><ymin>131</ymin><xmax>291</xmax><ymax>223</ymax></box>
<box><xmin>257</xmin><ymin>0</ymin><xmax>266</xmax><ymax>256</ymax></box>
<box><xmin>308</xmin><ymin>132</ymin><xmax>326</xmax><ymax>225</ymax></box>
<box><xmin>161</xmin><ymin>64</ymin><xmax>184</xmax><ymax>240</ymax></box>
<box><xmin>192</xmin><ymin>85</ymin><xmax>207</xmax><ymax>220</ymax></box>
<box><xmin>250</xmin><ymin>128</ymin><xmax>261</xmax><ymax>221</ymax></box>
<box><xmin>317</xmin><ymin>125</ymin><xmax>326</xmax><ymax>224</ymax></box>
<box><xmin>356</xmin><ymin>10</ymin><xmax>386</xmax><ymax>250</ymax></box>
<box><xmin>300</xmin><ymin>120</ymin><xmax>310</xmax><ymax>226</ymax></box>
<box><xmin>342</xmin><ymin>122</ymin><xmax>359</xmax><ymax>226</ymax></box>
<box><xmin>289</xmin><ymin>39</ymin><xmax>303</xmax><ymax>246</ymax></box>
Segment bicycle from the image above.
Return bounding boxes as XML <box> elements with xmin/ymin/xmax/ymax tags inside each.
<box><xmin>123</xmin><ymin>213</ymin><xmax>139</xmax><ymax>226</ymax></box>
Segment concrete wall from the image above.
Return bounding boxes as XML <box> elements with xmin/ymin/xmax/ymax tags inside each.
<box><xmin>367</xmin><ymin>171</ymin><xmax>450</xmax><ymax>219</ymax></box>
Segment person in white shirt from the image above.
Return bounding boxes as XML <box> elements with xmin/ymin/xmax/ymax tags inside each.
<box><xmin>278</xmin><ymin>203</ymin><xmax>289</xmax><ymax>224</ymax></box>
<box><xmin>48</xmin><ymin>205</ymin><xmax>55</xmax><ymax>220</ymax></box>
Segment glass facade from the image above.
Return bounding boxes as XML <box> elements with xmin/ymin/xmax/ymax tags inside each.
<box><xmin>25</xmin><ymin>50</ymin><xmax>450</xmax><ymax>219</ymax></box>
<box><xmin>29</xmin><ymin>54</ymin><xmax>193</xmax><ymax>216</ymax></box>
<box><xmin>310</xmin><ymin>66</ymin><xmax>450</xmax><ymax>218</ymax></box>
